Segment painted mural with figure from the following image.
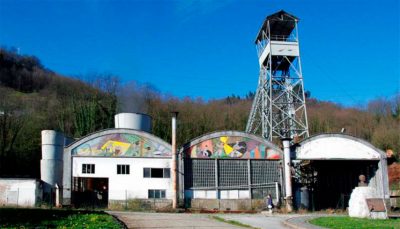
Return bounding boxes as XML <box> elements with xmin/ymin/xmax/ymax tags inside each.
<box><xmin>72</xmin><ymin>133</ymin><xmax>171</xmax><ymax>157</ymax></box>
<box><xmin>185</xmin><ymin>136</ymin><xmax>281</xmax><ymax>159</ymax></box>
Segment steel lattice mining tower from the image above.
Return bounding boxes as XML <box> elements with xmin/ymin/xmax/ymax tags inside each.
<box><xmin>246</xmin><ymin>10</ymin><xmax>309</xmax><ymax>141</ymax></box>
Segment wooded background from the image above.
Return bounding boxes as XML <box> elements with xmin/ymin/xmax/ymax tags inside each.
<box><xmin>0</xmin><ymin>47</ymin><xmax>399</xmax><ymax>178</ymax></box>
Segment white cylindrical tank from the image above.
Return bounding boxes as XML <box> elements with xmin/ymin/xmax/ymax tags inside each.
<box><xmin>114</xmin><ymin>113</ymin><xmax>152</xmax><ymax>133</ymax></box>
<box><xmin>41</xmin><ymin>130</ymin><xmax>64</xmax><ymax>194</ymax></box>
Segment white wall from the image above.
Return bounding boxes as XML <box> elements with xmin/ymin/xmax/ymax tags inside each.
<box><xmin>191</xmin><ymin>190</ymin><xmax>250</xmax><ymax>199</ymax></box>
<box><xmin>72</xmin><ymin>157</ymin><xmax>172</xmax><ymax>200</ymax></box>
<box><xmin>0</xmin><ymin>179</ymin><xmax>41</xmax><ymax>207</ymax></box>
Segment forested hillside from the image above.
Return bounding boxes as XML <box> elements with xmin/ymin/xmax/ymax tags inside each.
<box><xmin>0</xmin><ymin>48</ymin><xmax>399</xmax><ymax>178</ymax></box>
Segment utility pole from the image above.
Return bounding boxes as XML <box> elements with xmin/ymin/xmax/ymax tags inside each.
<box><xmin>171</xmin><ymin>112</ymin><xmax>179</xmax><ymax>209</ymax></box>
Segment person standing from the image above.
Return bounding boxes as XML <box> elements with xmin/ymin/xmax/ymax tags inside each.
<box><xmin>266</xmin><ymin>194</ymin><xmax>274</xmax><ymax>213</ymax></box>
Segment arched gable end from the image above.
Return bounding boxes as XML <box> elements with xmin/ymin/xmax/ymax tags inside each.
<box><xmin>68</xmin><ymin>129</ymin><xmax>171</xmax><ymax>157</ymax></box>
<box><xmin>296</xmin><ymin>134</ymin><xmax>385</xmax><ymax>160</ymax></box>
<box><xmin>180</xmin><ymin>131</ymin><xmax>283</xmax><ymax>160</ymax></box>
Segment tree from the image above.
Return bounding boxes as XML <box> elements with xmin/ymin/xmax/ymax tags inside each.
<box><xmin>0</xmin><ymin>87</ymin><xmax>27</xmax><ymax>175</ymax></box>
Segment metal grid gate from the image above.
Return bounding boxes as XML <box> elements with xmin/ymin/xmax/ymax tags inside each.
<box><xmin>184</xmin><ymin>158</ymin><xmax>281</xmax><ymax>199</ymax></box>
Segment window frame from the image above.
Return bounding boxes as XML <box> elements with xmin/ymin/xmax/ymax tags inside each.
<box><xmin>148</xmin><ymin>189</ymin><xmax>166</xmax><ymax>199</ymax></box>
<box><xmin>117</xmin><ymin>164</ymin><xmax>130</xmax><ymax>175</ymax></box>
<box><xmin>82</xmin><ymin>164</ymin><xmax>95</xmax><ymax>174</ymax></box>
<box><xmin>143</xmin><ymin>168</ymin><xmax>171</xmax><ymax>178</ymax></box>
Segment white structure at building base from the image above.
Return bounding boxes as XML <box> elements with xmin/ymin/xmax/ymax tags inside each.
<box><xmin>349</xmin><ymin>187</ymin><xmax>388</xmax><ymax>219</ymax></box>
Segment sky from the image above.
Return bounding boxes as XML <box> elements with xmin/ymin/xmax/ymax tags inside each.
<box><xmin>0</xmin><ymin>0</ymin><xmax>399</xmax><ymax>106</ymax></box>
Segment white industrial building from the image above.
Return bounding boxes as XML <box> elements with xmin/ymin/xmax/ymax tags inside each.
<box><xmin>40</xmin><ymin>113</ymin><xmax>286</xmax><ymax>210</ymax></box>
<box><xmin>38</xmin><ymin>112</ymin><xmax>389</xmax><ymax>213</ymax></box>
<box><xmin>41</xmin><ymin>113</ymin><xmax>174</xmax><ymax>208</ymax></box>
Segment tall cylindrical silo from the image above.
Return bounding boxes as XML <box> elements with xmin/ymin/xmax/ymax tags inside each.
<box><xmin>41</xmin><ymin>130</ymin><xmax>64</xmax><ymax>195</ymax></box>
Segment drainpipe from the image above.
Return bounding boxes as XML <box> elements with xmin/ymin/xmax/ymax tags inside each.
<box><xmin>282</xmin><ymin>138</ymin><xmax>293</xmax><ymax>212</ymax></box>
<box><xmin>171</xmin><ymin>112</ymin><xmax>179</xmax><ymax>209</ymax></box>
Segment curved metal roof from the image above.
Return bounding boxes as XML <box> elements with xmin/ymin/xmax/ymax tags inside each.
<box><xmin>65</xmin><ymin>128</ymin><xmax>171</xmax><ymax>152</ymax></box>
<box><xmin>296</xmin><ymin>133</ymin><xmax>386</xmax><ymax>160</ymax></box>
<box><xmin>179</xmin><ymin>130</ymin><xmax>283</xmax><ymax>154</ymax></box>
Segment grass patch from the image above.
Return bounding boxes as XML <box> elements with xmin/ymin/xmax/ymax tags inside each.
<box><xmin>211</xmin><ymin>215</ymin><xmax>259</xmax><ymax>228</ymax></box>
<box><xmin>0</xmin><ymin>208</ymin><xmax>123</xmax><ymax>228</ymax></box>
<box><xmin>309</xmin><ymin>216</ymin><xmax>400</xmax><ymax>229</ymax></box>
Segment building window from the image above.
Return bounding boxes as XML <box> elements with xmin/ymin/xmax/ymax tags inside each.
<box><xmin>148</xmin><ymin>189</ymin><xmax>166</xmax><ymax>199</ymax></box>
<box><xmin>143</xmin><ymin>168</ymin><xmax>170</xmax><ymax>178</ymax></box>
<box><xmin>117</xmin><ymin>164</ymin><xmax>130</xmax><ymax>175</ymax></box>
<box><xmin>82</xmin><ymin>164</ymin><xmax>95</xmax><ymax>174</ymax></box>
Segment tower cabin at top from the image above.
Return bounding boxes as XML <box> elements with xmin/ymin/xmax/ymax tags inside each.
<box><xmin>255</xmin><ymin>10</ymin><xmax>300</xmax><ymax>67</ymax></box>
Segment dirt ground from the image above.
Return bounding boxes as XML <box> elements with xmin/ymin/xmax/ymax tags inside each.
<box><xmin>389</xmin><ymin>163</ymin><xmax>400</xmax><ymax>185</ymax></box>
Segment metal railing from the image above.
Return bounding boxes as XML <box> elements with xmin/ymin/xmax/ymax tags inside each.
<box><xmin>270</xmin><ymin>35</ymin><xmax>297</xmax><ymax>42</ymax></box>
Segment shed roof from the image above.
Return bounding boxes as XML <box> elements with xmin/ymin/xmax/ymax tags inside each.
<box><xmin>255</xmin><ymin>10</ymin><xmax>298</xmax><ymax>43</ymax></box>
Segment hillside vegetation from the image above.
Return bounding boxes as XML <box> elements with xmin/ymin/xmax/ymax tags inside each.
<box><xmin>0</xmin><ymin>48</ymin><xmax>399</xmax><ymax>178</ymax></box>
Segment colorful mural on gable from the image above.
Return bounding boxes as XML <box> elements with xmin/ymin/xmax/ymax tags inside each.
<box><xmin>184</xmin><ymin>136</ymin><xmax>281</xmax><ymax>159</ymax></box>
<box><xmin>72</xmin><ymin>133</ymin><xmax>171</xmax><ymax>157</ymax></box>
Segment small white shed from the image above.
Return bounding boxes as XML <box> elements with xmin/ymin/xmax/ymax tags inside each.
<box><xmin>0</xmin><ymin>178</ymin><xmax>42</xmax><ymax>207</ymax></box>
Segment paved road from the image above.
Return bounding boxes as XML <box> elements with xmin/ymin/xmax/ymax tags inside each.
<box><xmin>216</xmin><ymin>213</ymin><xmax>294</xmax><ymax>229</ymax></box>
<box><xmin>108</xmin><ymin>211</ymin><xmax>244</xmax><ymax>229</ymax></box>
<box><xmin>108</xmin><ymin>211</ymin><xmax>329</xmax><ymax>229</ymax></box>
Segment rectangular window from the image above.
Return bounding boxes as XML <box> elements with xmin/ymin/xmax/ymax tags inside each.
<box><xmin>82</xmin><ymin>164</ymin><xmax>95</xmax><ymax>174</ymax></box>
<box><xmin>143</xmin><ymin>168</ymin><xmax>170</xmax><ymax>178</ymax></box>
<box><xmin>117</xmin><ymin>164</ymin><xmax>130</xmax><ymax>175</ymax></box>
<box><xmin>144</xmin><ymin>168</ymin><xmax>151</xmax><ymax>178</ymax></box>
<box><xmin>152</xmin><ymin>168</ymin><xmax>163</xmax><ymax>178</ymax></box>
<box><xmin>163</xmin><ymin>168</ymin><xmax>170</xmax><ymax>178</ymax></box>
<box><xmin>148</xmin><ymin>189</ymin><xmax>166</xmax><ymax>199</ymax></box>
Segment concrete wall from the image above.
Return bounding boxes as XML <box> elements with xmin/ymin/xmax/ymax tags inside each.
<box><xmin>190</xmin><ymin>199</ymin><xmax>266</xmax><ymax>211</ymax></box>
<box><xmin>189</xmin><ymin>190</ymin><xmax>251</xmax><ymax>199</ymax></box>
<box><xmin>72</xmin><ymin>157</ymin><xmax>172</xmax><ymax>200</ymax></box>
<box><xmin>109</xmin><ymin>199</ymin><xmax>172</xmax><ymax>211</ymax></box>
<box><xmin>0</xmin><ymin>179</ymin><xmax>41</xmax><ymax>207</ymax></box>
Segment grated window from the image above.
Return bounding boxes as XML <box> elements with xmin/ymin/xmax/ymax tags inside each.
<box><xmin>218</xmin><ymin>160</ymin><xmax>248</xmax><ymax>189</ymax></box>
<box><xmin>251</xmin><ymin>160</ymin><xmax>280</xmax><ymax>185</ymax></box>
<box><xmin>185</xmin><ymin>159</ymin><xmax>215</xmax><ymax>188</ymax></box>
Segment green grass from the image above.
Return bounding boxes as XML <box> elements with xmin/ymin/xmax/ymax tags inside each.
<box><xmin>309</xmin><ymin>216</ymin><xmax>400</xmax><ymax>229</ymax></box>
<box><xmin>211</xmin><ymin>215</ymin><xmax>259</xmax><ymax>228</ymax></box>
<box><xmin>0</xmin><ymin>208</ymin><xmax>123</xmax><ymax>228</ymax></box>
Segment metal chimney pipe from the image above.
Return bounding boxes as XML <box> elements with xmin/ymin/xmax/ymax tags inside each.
<box><xmin>282</xmin><ymin>138</ymin><xmax>293</xmax><ymax>212</ymax></box>
<box><xmin>171</xmin><ymin>112</ymin><xmax>179</xmax><ymax>209</ymax></box>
